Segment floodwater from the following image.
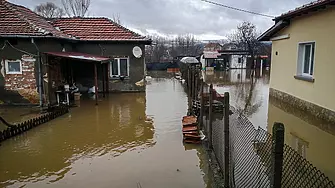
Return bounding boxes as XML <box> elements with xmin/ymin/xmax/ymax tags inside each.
<box><xmin>204</xmin><ymin>69</ymin><xmax>335</xmax><ymax>183</ymax></box>
<box><xmin>0</xmin><ymin>72</ymin><xmax>213</xmax><ymax>188</ymax></box>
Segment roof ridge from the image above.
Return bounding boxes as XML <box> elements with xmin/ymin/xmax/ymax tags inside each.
<box><xmin>4</xmin><ymin>1</ymin><xmax>52</xmax><ymax>36</ymax></box>
<box><xmin>106</xmin><ymin>18</ymin><xmax>145</xmax><ymax>39</ymax></box>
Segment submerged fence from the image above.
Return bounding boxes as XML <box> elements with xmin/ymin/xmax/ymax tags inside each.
<box><xmin>0</xmin><ymin>106</ymin><xmax>69</xmax><ymax>142</ymax></box>
<box><xmin>185</xmin><ymin>66</ymin><xmax>335</xmax><ymax>188</ymax></box>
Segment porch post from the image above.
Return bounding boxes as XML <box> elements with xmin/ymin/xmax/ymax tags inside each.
<box><xmin>94</xmin><ymin>62</ymin><xmax>98</xmax><ymax>105</ymax></box>
<box><xmin>102</xmin><ymin>63</ymin><xmax>106</xmax><ymax>98</ymax></box>
<box><xmin>47</xmin><ymin>55</ymin><xmax>52</xmax><ymax>105</ymax></box>
<box><xmin>106</xmin><ymin>63</ymin><xmax>110</xmax><ymax>93</ymax></box>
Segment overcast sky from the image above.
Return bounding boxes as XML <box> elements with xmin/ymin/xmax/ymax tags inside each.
<box><xmin>9</xmin><ymin>0</ymin><xmax>313</xmax><ymax>40</ymax></box>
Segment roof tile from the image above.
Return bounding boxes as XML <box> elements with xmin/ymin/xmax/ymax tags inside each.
<box><xmin>50</xmin><ymin>17</ymin><xmax>147</xmax><ymax>41</ymax></box>
<box><xmin>0</xmin><ymin>0</ymin><xmax>69</xmax><ymax>38</ymax></box>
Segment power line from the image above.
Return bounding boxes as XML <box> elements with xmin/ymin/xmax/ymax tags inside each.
<box><xmin>199</xmin><ymin>0</ymin><xmax>275</xmax><ymax>18</ymax></box>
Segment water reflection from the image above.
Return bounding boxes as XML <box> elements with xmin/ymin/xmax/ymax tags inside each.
<box><xmin>0</xmin><ymin>93</ymin><xmax>155</xmax><ymax>187</ymax></box>
<box><xmin>204</xmin><ymin>69</ymin><xmax>270</xmax><ymax>129</ymax></box>
<box><xmin>268</xmin><ymin>97</ymin><xmax>335</xmax><ymax>182</ymax></box>
<box><xmin>204</xmin><ymin>69</ymin><xmax>335</xmax><ymax>183</ymax></box>
<box><xmin>0</xmin><ymin>72</ymin><xmax>213</xmax><ymax>188</ymax></box>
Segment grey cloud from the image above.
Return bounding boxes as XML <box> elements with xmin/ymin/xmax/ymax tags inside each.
<box><xmin>10</xmin><ymin>0</ymin><xmax>313</xmax><ymax>39</ymax></box>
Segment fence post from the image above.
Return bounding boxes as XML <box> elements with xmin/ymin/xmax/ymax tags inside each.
<box><xmin>224</xmin><ymin>92</ymin><xmax>230</xmax><ymax>188</ymax></box>
<box><xmin>199</xmin><ymin>80</ymin><xmax>204</xmax><ymax>129</ymax></box>
<box><xmin>191</xmin><ymin>66</ymin><xmax>194</xmax><ymax>101</ymax></box>
<box><xmin>194</xmin><ymin>70</ymin><xmax>198</xmax><ymax>101</ymax></box>
<box><xmin>188</xmin><ymin>66</ymin><xmax>192</xmax><ymax>115</ymax></box>
<box><xmin>272</xmin><ymin>122</ymin><xmax>285</xmax><ymax>188</ymax></box>
<box><xmin>208</xmin><ymin>84</ymin><xmax>213</xmax><ymax>149</ymax></box>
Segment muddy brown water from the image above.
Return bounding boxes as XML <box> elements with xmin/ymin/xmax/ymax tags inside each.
<box><xmin>1</xmin><ymin>69</ymin><xmax>335</xmax><ymax>187</ymax></box>
<box><xmin>0</xmin><ymin>74</ymin><xmax>213</xmax><ymax>188</ymax></box>
<box><xmin>205</xmin><ymin>69</ymin><xmax>335</xmax><ymax>183</ymax></box>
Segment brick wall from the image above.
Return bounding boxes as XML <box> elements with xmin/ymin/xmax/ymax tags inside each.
<box><xmin>2</xmin><ymin>55</ymin><xmax>39</xmax><ymax>104</ymax></box>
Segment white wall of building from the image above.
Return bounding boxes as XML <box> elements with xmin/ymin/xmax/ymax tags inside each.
<box><xmin>230</xmin><ymin>55</ymin><xmax>247</xmax><ymax>69</ymax></box>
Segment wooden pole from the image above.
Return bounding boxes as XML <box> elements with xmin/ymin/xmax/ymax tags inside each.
<box><xmin>224</xmin><ymin>92</ymin><xmax>230</xmax><ymax>188</ymax></box>
<box><xmin>199</xmin><ymin>80</ymin><xmax>204</xmax><ymax>129</ymax></box>
<box><xmin>188</xmin><ymin>66</ymin><xmax>192</xmax><ymax>114</ymax></box>
<box><xmin>106</xmin><ymin>63</ymin><xmax>110</xmax><ymax>95</ymax></box>
<box><xmin>47</xmin><ymin>55</ymin><xmax>52</xmax><ymax>105</ymax></box>
<box><xmin>94</xmin><ymin>63</ymin><xmax>98</xmax><ymax>105</ymax></box>
<box><xmin>102</xmin><ymin>63</ymin><xmax>106</xmax><ymax>98</ymax></box>
<box><xmin>208</xmin><ymin>84</ymin><xmax>213</xmax><ymax>149</ymax></box>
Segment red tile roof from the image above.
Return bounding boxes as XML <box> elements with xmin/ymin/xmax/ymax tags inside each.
<box><xmin>0</xmin><ymin>1</ymin><xmax>149</xmax><ymax>42</ymax></box>
<box><xmin>275</xmin><ymin>0</ymin><xmax>335</xmax><ymax>21</ymax></box>
<box><xmin>51</xmin><ymin>17</ymin><xmax>148</xmax><ymax>41</ymax></box>
<box><xmin>0</xmin><ymin>0</ymin><xmax>69</xmax><ymax>38</ymax></box>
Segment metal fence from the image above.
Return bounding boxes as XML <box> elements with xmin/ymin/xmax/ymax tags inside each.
<box><xmin>183</xmin><ymin>66</ymin><xmax>335</xmax><ymax>187</ymax></box>
<box><xmin>199</xmin><ymin>84</ymin><xmax>335</xmax><ymax>188</ymax></box>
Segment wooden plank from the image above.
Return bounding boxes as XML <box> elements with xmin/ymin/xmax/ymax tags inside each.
<box><xmin>182</xmin><ymin>126</ymin><xmax>198</xmax><ymax>132</ymax></box>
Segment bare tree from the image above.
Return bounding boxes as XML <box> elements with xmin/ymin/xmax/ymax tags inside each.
<box><xmin>229</xmin><ymin>21</ymin><xmax>262</xmax><ymax>69</ymax></box>
<box><xmin>112</xmin><ymin>13</ymin><xmax>121</xmax><ymax>25</ymax></box>
<box><xmin>61</xmin><ymin>0</ymin><xmax>91</xmax><ymax>17</ymax></box>
<box><xmin>145</xmin><ymin>35</ymin><xmax>203</xmax><ymax>63</ymax></box>
<box><xmin>34</xmin><ymin>2</ymin><xmax>64</xmax><ymax>18</ymax></box>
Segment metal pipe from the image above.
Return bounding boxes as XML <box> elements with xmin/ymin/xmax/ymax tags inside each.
<box><xmin>31</xmin><ymin>39</ymin><xmax>44</xmax><ymax>108</ymax></box>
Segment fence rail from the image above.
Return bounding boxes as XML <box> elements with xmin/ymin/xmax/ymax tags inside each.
<box><xmin>183</xmin><ymin>66</ymin><xmax>335</xmax><ymax>188</ymax></box>
<box><xmin>0</xmin><ymin>106</ymin><xmax>69</xmax><ymax>143</ymax></box>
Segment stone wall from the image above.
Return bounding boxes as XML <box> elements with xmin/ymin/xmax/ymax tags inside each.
<box><xmin>269</xmin><ymin>88</ymin><xmax>335</xmax><ymax>124</ymax></box>
<box><xmin>1</xmin><ymin>55</ymin><xmax>39</xmax><ymax>104</ymax></box>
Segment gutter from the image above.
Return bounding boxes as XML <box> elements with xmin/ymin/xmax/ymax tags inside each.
<box><xmin>0</xmin><ymin>35</ymin><xmax>152</xmax><ymax>44</ymax></box>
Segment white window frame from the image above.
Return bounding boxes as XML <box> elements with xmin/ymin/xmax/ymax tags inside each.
<box><xmin>297</xmin><ymin>41</ymin><xmax>315</xmax><ymax>77</ymax></box>
<box><xmin>5</xmin><ymin>59</ymin><xmax>22</xmax><ymax>74</ymax></box>
<box><xmin>110</xmin><ymin>57</ymin><xmax>130</xmax><ymax>77</ymax></box>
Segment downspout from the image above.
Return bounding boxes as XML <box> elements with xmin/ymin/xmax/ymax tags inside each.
<box><xmin>31</xmin><ymin>38</ymin><xmax>43</xmax><ymax>108</ymax></box>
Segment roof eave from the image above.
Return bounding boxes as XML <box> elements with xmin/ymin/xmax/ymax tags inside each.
<box><xmin>274</xmin><ymin>0</ymin><xmax>335</xmax><ymax>22</ymax></box>
<box><xmin>257</xmin><ymin>20</ymin><xmax>290</xmax><ymax>41</ymax></box>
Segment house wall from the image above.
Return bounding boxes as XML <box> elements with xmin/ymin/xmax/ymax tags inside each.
<box><xmin>270</xmin><ymin>6</ymin><xmax>335</xmax><ymax>114</ymax></box>
<box><xmin>267</xmin><ymin>100</ymin><xmax>335</xmax><ymax>182</ymax></box>
<box><xmin>229</xmin><ymin>55</ymin><xmax>247</xmax><ymax>69</ymax></box>
<box><xmin>76</xmin><ymin>43</ymin><xmax>146</xmax><ymax>92</ymax></box>
<box><xmin>0</xmin><ymin>38</ymin><xmax>72</xmax><ymax>104</ymax></box>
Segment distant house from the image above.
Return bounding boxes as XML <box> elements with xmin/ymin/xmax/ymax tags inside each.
<box><xmin>220</xmin><ymin>43</ymin><xmax>248</xmax><ymax>69</ymax></box>
<box><xmin>203</xmin><ymin>42</ymin><xmax>223</xmax><ymax>52</ymax></box>
<box><xmin>258</xmin><ymin>0</ymin><xmax>335</xmax><ymax>122</ymax></box>
<box><xmin>0</xmin><ymin>0</ymin><xmax>151</xmax><ymax>105</ymax></box>
<box><xmin>200</xmin><ymin>42</ymin><xmax>250</xmax><ymax>70</ymax></box>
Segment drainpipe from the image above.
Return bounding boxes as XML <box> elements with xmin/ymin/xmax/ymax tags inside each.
<box><xmin>31</xmin><ymin>38</ymin><xmax>43</xmax><ymax>108</ymax></box>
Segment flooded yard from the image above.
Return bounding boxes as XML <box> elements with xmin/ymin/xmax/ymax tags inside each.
<box><xmin>0</xmin><ymin>73</ymin><xmax>213</xmax><ymax>188</ymax></box>
<box><xmin>1</xmin><ymin>69</ymin><xmax>335</xmax><ymax>187</ymax></box>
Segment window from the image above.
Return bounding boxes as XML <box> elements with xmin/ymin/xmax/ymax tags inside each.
<box><xmin>238</xmin><ymin>57</ymin><xmax>242</xmax><ymax>64</ymax></box>
<box><xmin>297</xmin><ymin>42</ymin><xmax>315</xmax><ymax>77</ymax></box>
<box><xmin>291</xmin><ymin>133</ymin><xmax>309</xmax><ymax>158</ymax></box>
<box><xmin>110</xmin><ymin>57</ymin><xmax>129</xmax><ymax>77</ymax></box>
<box><xmin>5</xmin><ymin>60</ymin><xmax>22</xmax><ymax>74</ymax></box>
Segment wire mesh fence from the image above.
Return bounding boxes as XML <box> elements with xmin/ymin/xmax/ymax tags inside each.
<box><xmin>183</xmin><ymin>66</ymin><xmax>334</xmax><ymax>187</ymax></box>
<box><xmin>199</xmin><ymin>83</ymin><xmax>335</xmax><ymax>188</ymax></box>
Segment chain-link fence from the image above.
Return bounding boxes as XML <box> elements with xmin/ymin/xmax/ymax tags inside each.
<box><xmin>183</xmin><ymin>66</ymin><xmax>334</xmax><ymax>187</ymax></box>
<box><xmin>198</xmin><ymin>82</ymin><xmax>335</xmax><ymax>188</ymax></box>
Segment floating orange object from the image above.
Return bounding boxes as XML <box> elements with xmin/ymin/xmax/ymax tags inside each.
<box><xmin>182</xmin><ymin>126</ymin><xmax>198</xmax><ymax>132</ymax></box>
<box><xmin>182</xmin><ymin>116</ymin><xmax>197</xmax><ymax>126</ymax></box>
<box><xmin>183</xmin><ymin>131</ymin><xmax>198</xmax><ymax>135</ymax></box>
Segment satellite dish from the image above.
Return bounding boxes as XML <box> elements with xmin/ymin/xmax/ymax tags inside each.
<box><xmin>133</xmin><ymin>46</ymin><xmax>142</xmax><ymax>58</ymax></box>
